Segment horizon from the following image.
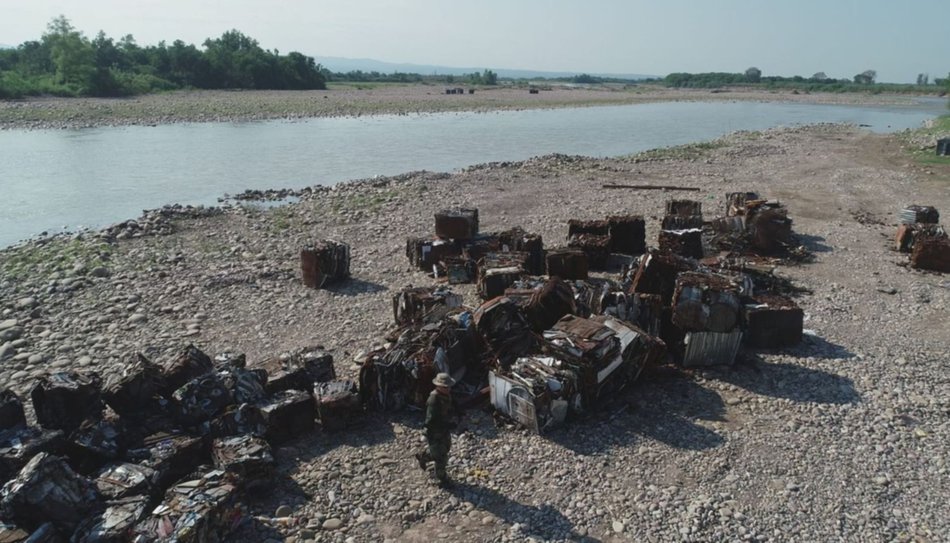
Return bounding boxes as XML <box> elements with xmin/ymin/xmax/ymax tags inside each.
<box><xmin>1</xmin><ymin>0</ymin><xmax>947</xmax><ymax>84</ymax></box>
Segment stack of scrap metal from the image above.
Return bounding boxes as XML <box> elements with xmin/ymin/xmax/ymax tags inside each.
<box><xmin>477</xmin><ymin>252</ymin><xmax>529</xmax><ymax>299</ymax></box>
<box><xmin>629</xmin><ymin>250</ymin><xmax>698</xmax><ymax>303</ymax></box>
<box><xmin>473</xmin><ymin>297</ymin><xmax>538</xmax><ymax>370</ymax></box>
<box><xmin>570</xmin><ymin>278</ymin><xmax>627</xmax><ymax>319</ymax></box>
<box><xmin>101</xmin><ymin>354</ymin><xmax>164</xmax><ymax>417</ymax></box>
<box><xmin>172</xmin><ymin>373</ymin><xmax>234</xmax><ymax>426</ymax></box>
<box><xmin>541</xmin><ymin>315</ymin><xmax>622</xmax><ymax>409</ymax></box>
<box><xmin>442</xmin><ymin>256</ymin><xmax>475</xmax><ymax>284</ymax></box>
<box><xmin>899</xmin><ymin>205</ymin><xmax>940</xmax><ymax>225</ymax></box>
<box><xmin>745</xmin><ymin>202</ymin><xmax>793</xmax><ymax>253</ymax></box>
<box><xmin>248</xmin><ymin>346</ymin><xmax>335</xmax><ymax>394</ymax></box>
<box><xmin>498</xmin><ymin>227</ymin><xmax>545</xmax><ymax>275</ymax></box>
<box><xmin>126</xmin><ymin>432</ymin><xmax>206</xmax><ymax>490</ymax></box>
<box><xmin>590</xmin><ymin>315</ymin><xmax>667</xmax><ymax>383</ymax></box>
<box><xmin>567</xmin><ymin>219</ymin><xmax>610</xmax><ymax>270</ymax></box>
<box><xmin>546</xmin><ymin>248</ymin><xmax>589</xmax><ymax>280</ymax></box>
<box><xmin>211</xmin><ymin>435</ymin><xmax>275</xmax><ymax>489</ymax></box>
<box><xmin>460</xmin><ymin>234</ymin><xmax>501</xmax><ymax>264</ymax></box>
<box><xmin>671</xmin><ymin>272</ymin><xmax>744</xmax><ymax>367</ymax></box>
<box><xmin>314</xmin><ymin>381</ymin><xmax>361</xmax><ymax>432</ymax></box>
<box><xmin>0</xmin><ymin>452</ymin><xmax>101</xmax><ymax>533</ymax></box>
<box><xmin>406</xmin><ymin>237</ymin><xmax>461</xmax><ymax>273</ymax></box>
<box><xmin>209</xmin><ymin>404</ymin><xmax>268</xmax><ymax>439</ymax></box>
<box><xmin>30</xmin><ymin>372</ymin><xmax>103</xmax><ymax>433</ymax></box>
<box><xmin>742</xmin><ymin>294</ymin><xmax>804</xmax><ymax>348</ymax></box>
<box><xmin>65</xmin><ymin>416</ymin><xmax>125</xmax><ymax>475</ymax></box>
<box><xmin>94</xmin><ymin>462</ymin><xmax>158</xmax><ymax>500</ymax></box>
<box><xmin>658</xmin><ymin>229</ymin><xmax>704</xmax><ymax>259</ymax></box>
<box><xmin>661</xmin><ymin>200</ymin><xmax>703</xmax><ymax>230</ymax></box>
<box><xmin>435</xmin><ymin>208</ymin><xmax>479</xmax><ymax>240</ymax></box>
<box><xmin>489</xmin><ymin>356</ymin><xmax>574</xmax><ymax>433</ymax></box>
<box><xmin>73</xmin><ymin>495</ymin><xmax>149</xmax><ymax>543</ymax></box>
<box><xmin>300</xmin><ymin>240</ymin><xmax>351</xmax><ymax>289</ymax></box>
<box><xmin>132</xmin><ymin>469</ymin><xmax>242</xmax><ymax>542</ymax></box>
<box><xmin>160</xmin><ymin>345</ymin><xmax>214</xmax><ymax>395</ymax></box>
<box><xmin>607</xmin><ymin>215</ymin><xmax>646</xmax><ymax>255</ymax></box>
<box><xmin>727</xmin><ymin>192</ymin><xmax>760</xmax><ymax>217</ymax></box>
<box><xmin>362</xmin><ymin>309</ymin><xmax>481</xmax><ymax>409</ymax></box>
<box><xmin>393</xmin><ymin>286</ymin><xmax>463</xmax><ymax>325</ymax></box>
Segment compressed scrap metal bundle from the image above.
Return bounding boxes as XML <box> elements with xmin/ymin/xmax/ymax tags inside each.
<box><xmin>249</xmin><ymin>347</ymin><xmax>335</xmax><ymax>395</ymax></box>
<box><xmin>899</xmin><ymin>205</ymin><xmax>939</xmax><ymax>225</ymax></box>
<box><xmin>211</xmin><ymin>435</ymin><xmax>274</xmax><ymax>489</ymax></box>
<box><xmin>132</xmin><ymin>469</ymin><xmax>242</xmax><ymax>542</ymax></box>
<box><xmin>460</xmin><ymin>234</ymin><xmax>501</xmax><ymax>264</ymax></box>
<box><xmin>910</xmin><ymin>231</ymin><xmax>950</xmax><ymax>273</ymax></box>
<box><xmin>258</xmin><ymin>390</ymin><xmax>315</xmax><ymax>444</ymax></box>
<box><xmin>569</xmin><ymin>278</ymin><xmax>628</xmax><ymax>319</ymax></box>
<box><xmin>658</xmin><ymin>229</ymin><xmax>704</xmax><ymax>259</ymax></box>
<box><xmin>726</xmin><ymin>192</ymin><xmax>760</xmax><ymax>217</ymax></box>
<box><xmin>742</xmin><ymin>294</ymin><xmax>804</xmax><ymax>348</ymax></box>
<box><xmin>0</xmin><ymin>427</ymin><xmax>64</xmax><ymax>485</ymax></box>
<box><xmin>126</xmin><ymin>432</ymin><xmax>206</xmax><ymax>491</ymax></box>
<box><xmin>938</xmin><ymin>138</ymin><xmax>950</xmax><ymax>156</ymax></box>
<box><xmin>0</xmin><ymin>452</ymin><xmax>101</xmax><ymax>532</ymax></box>
<box><xmin>629</xmin><ymin>250</ymin><xmax>698</xmax><ymax>303</ymax></box>
<box><xmin>671</xmin><ymin>272</ymin><xmax>744</xmax><ymax>367</ymax></box>
<box><xmin>172</xmin><ymin>373</ymin><xmax>234</xmax><ymax>426</ymax></box>
<box><xmin>441</xmin><ymin>256</ymin><xmax>475</xmax><ymax>284</ymax></box>
<box><xmin>473</xmin><ymin>297</ymin><xmax>538</xmax><ymax>370</ymax></box>
<box><xmin>490</xmin><ymin>356</ymin><xmax>576</xmax><ymax>433</ymax></box>
<box><xmin>661</xmin><ymin>200</ymin><xmax>703</xmax><ymax>230</ymax></box>
<box><xmin>506</xmin><ymin>277</ymin><xmax>576</xmax><ymax>332</ymax></box>
<box><xmin>895</xmin><ymin>223</ymin><xmax>945</xmax><ymax>253</ymax></box>
<box><xmin>568</xmin><ymin>234</ymin><xmax>611</xmax><ymax>270</ymax></box>
<box><xmin>300</xmin><ymin>240</ymin><xmax>351</xmax><ymax>289</ymax></box>
<box><xmin>30</xmin><ymin>372</ymin><xmax>103</xmax><ymax>433</ymax></box>
<box><xmin>607</xmin><ymin>215</ymin><xmax>646</xmax><ymax>256</ymax></box>
<box><xmin>0</xmin><ymin>391</ymin><xmax>25</xmax><ymax>432</ymax></box>
<box><xmin>101</xmin><ymin>354</ymin><xmax>165</xmax><ymax>417</ymax></box>
<box><xmin>314</xmin><ymin>381</ymin><xmax>361</xmax><ymax>432</ymax></box>
<box><xmin>477</xmin><ymin>252</ymin><xmax>529</xmax><ymax>299</ymax></box>
<box><xmin>362</xmin><ymin>310</ymin><xmax>481</xmax><ymax>409</ymax></box>
<box><xmin>541</xmin><ymin>315</ymin><xmax>621</xmax><ymax>408</ymax></box>
<box><xmin>216</xmin><ymin>365</ymin><xmax>267</xmax><ymax>406</ymax></box>
<box><xmin>65</xmin><ymin>416</ymin><xmax>125</xmax><ymax>475</ymax></box>
<box><xmin>406</xmin><ymin>237</ymin><xmax>462</xmax><ymax>273</ymax></box>
<box><xmin>161</xmin><ymin>345</ymin><xmax>214</xmax><ymax>395</ymax></box>
<box><xmin>94</xmin><ymin>462</ymin><xmax>158</xmax><ymax>501</ymax></box>
<box><xmin>745</xmin><ymin>203</ymin><xmax>793</xmax><ymax>253</ymax></box>
<box><xmin>498</xmin><ymin>227</ymin><xmax>545</xmax><ymax>275</ymax></box>
<box><xmin>435</xmin><ymin>208</ymin><xmax>479</xmax><ymax>240</ymax></box>
<box><xmin>591</xmin><ymin>315</ymin><xmax>667</xmax><ymax>384</ymax></box>
<box><xmin>73</xmin><ymin>495</ymin><xmax>149</xmax><ymax>543</ymax></box>
<box><xmin>393</xmin><ymin>286</ymin><xmax>463</xmax><ymax>326</ymax></box>
<box><xmin>208</xmin><ymin>404</ymin><xmax>268</xmax><ymax>440</ymax></box>
<box><xmin>546</xmin><ymin>248</ymin><xmax>589</xmax><ymax>280</ymax></box>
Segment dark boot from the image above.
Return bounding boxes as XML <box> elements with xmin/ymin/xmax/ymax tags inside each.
<box><xmin>414</xmin><ymin>451</ymin><xmax>429</xmax><ymax>471</ymax></box>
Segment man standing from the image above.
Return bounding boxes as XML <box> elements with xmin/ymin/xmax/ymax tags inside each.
<box><xmin>415</xmin><ymin>372</ymin><xmax>457</xmax><ymax>488</ymax></box>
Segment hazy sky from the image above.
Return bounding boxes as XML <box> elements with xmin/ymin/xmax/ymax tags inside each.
<box><xmin>1</xmin><ymin>0</ymin><xmax>946</xmax><ymax>83</ymax></box>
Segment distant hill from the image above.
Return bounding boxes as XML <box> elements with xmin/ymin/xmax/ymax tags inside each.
<box><xmin>312</xmin><ymin>56</ymin><xmax>656</xmax><ymax>81</ymax></box>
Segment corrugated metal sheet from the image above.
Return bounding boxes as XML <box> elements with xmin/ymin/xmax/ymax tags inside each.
<box><xmin>682</xmin><ymin>330</ymin><xmax>743</xmax><ymax>367</ymax></box>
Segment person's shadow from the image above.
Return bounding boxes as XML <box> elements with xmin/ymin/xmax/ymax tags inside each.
<box><xmin>448</xmin><ymin>481</ymin><xmax>602</xmax><ymax>542</ymax></box>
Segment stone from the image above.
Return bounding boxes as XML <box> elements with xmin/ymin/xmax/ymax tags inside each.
<box><xmin>612</xmin><ymin>521</ymin><xmax>625</xmax><ymax>533</ymax></box>
<box><xmin>90</xmin><ymin>267</ymin><xmax>111</xmax><ymax>278</ymax></box>
<box><xmin>322</xmin><ymin>518</ymin><xmax>344</xmax><ymax>530</ymax></box>
<box><xmin>128</xmin><ymin>314</ymin><xmax>147</xmax><ymax>324</ymax></box>
<box><xmin>0</xmin><ymin>319</ymin><xmax>18</xmax><ymax>331</ymax></box>
<box><xmin>275</xmin><ymin>505</ymin><xmax>293</xmax><ymax>517</ymax></box>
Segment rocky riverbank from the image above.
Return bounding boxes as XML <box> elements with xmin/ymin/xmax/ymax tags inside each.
<box><xmin>1</xmin><ymin>124</ymin><xmax>949</xmax><ymax>542</ymax></box>
<box><xmin>0</xmin><ymin>84</ymin><xmax>934</xmax><ymax>130</ymax></box>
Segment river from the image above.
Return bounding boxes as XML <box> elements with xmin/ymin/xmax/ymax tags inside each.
<box><xmin>0</xmin><ymin>99</ymin><xmax>944</xmax><ymax>247</ymax></box>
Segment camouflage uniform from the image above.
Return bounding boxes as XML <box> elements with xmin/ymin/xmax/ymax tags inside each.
<box><xmin>416</xmin><ymin>389</ymin><xmax>455</xmax><ymax>483</ymax></box>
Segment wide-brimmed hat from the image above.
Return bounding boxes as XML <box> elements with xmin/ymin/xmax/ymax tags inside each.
<box><xmin>432</xmin><ymin>373</ymin><xmax>456</xmax><ymax>387</ymax></box>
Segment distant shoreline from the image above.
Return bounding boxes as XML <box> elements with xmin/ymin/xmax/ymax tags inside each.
<box><xmin>0</xmin><ymin>84</ymin><xmax>939</xmax><ymax>131</ymax></box>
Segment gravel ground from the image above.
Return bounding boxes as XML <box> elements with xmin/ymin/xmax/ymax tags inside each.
<box><xmin>0</xmin><ymin>84</ymin><xmax>932</xmax><ymax>130</ymax></box>
<box><xmin>1</xmin><ymin>122</ymin><xmax>949</xmax><ymax>542</ymax></box>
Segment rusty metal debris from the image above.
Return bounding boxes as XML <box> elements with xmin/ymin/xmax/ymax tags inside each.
<box><xmin>65</xmin><ymin>416</ymin><xmax>125</xmax><ymax>475</ymax></box>
<box><xmin>546</xmin><ymin>248</ymin><xmax>589</xmax><ymax>280</ymax></box>
<box><xmin>126</xmin><ymin>432</ymin><xmax>205</xmax><ymax>491</ymax></box>
<box><xmin>477</xmin><ymin>252</ymin><xmax>529</xmax><ymax>299</ymax></box>
<box><xmin>910</xmin><ymin>232</ymin><xmax>950</xmax><ymax>273</ymax></box>
<box><xmin>102</xmin><ymin>354</ymin><xmax>164</xmax><ymax>417</ymax></box>
<box><xmin>895</xmin><ymin>223</ymin><xmax>944</xmax><ymax>253</ymax></box>
<box><xmin>497</xmin><ymin>227</ymin><xmax>545</xmax><ymax>275</ymax></box>
<box><xmin>607</xmin><ymin>215</ymin><xmax>646</xmax><ymax>255</ymax></box>
<box><xmin>258</xmin><ymin>390</ymin><xmax>315</xmax><ymax>444</ymax></box>
<box><xmin>662</xmin><ymin>200</ymin><xmax>703</xmax><ymax>230</ymax></box>
<box><xmin>160</xmin><ymin>345</ymin><xmax>214</xmax><ymax>396</ymax></box>
<box><xmin>658</xmin><ymin>229</ymin><xmax>704</xmax><ymax>259</ymax></box>
<box><xmin>0</xmin><ymin>427</ymin><xmax>64</xmax><ymax>486</ymax></box>
<box><xmin>899</xmin><ymin>205</ymin><xmax>939</xmax><ymax>225</ymax></box>
<box><xmin>94</xmin><ymin>462</ymin><xmax>158</xmax><ymax>501</ymax></box>
<box><xmin>393</xmin><ymin>286</ymin><xmax>463</xmax><ymax>325</ymax></box>
<box><xmin>743</xmin><ymin>294</ymin><xmax>804</xmax><ymax>348</ymax></box>
<box><xmin>73</xmin><ymin>495</ymin><xmax>148</xmax><ymax>543</ymax></box>
<box><xmin>172</xmin><ymin>373</ymin><xmax>234</xmax><ymax>426</ymax></box>
<box><xmin>300</xmin><ymin>239</ymin><xmax>351</xmax><ymax>289</ymax></box>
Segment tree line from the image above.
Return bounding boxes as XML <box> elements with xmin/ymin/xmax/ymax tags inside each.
<box><xmin>0</xmin><ymin>16</ymin><xmax>327</xmax><ymax>98</ymax></box>
<box><xmin>664</xmin><ymin>67</ymin><xmax>950</xmax><ymax>94</ymax></box>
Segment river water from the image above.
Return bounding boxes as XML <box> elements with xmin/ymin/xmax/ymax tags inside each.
<box><xmin>0</xmin><ymin>99</ymin><xmax>945</xmax><ymax>247</ymax></box>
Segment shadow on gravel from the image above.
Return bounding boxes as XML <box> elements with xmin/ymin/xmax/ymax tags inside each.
<box><xmin>449</xmin><ymin>482</ymin><xmax>599</xmax><ymax>542</ymax></box>
<box><xmin>546</xmin><ymin>369</ymin><xmax>726</xmax><ymax>455</ymax></box>
<box><xmin>788</xmin><ymin>333</ymin><xmax>857</xmax><ymax>360</ymax></box>
<box><xmin>796</xmin><ymin>233</ymin><xmax>833</xmax><ymax>253</ymax></box>
<box><xmin>719</xmin><ymin>353</ymin><xmax>860</xmax><ymax>405</ymax></box>
<box><xmin>274</xmin><ymin>412</ymin><xmax>398</xmax><ymax>463</ymax></box>
<box><xmin>325</xmin><ymin>278</ymin><xmax>388</xmax><ymax>296</ymax></box>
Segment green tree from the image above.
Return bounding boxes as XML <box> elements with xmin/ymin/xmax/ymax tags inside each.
<box><xmin>853</xmin><ymin>69</ymin><xmax>876</xmax><ymax>85</ymax></box>
<box><xmin>482</xmin><ymin>69</ymin><xmax>497</xmax><ymax>85</ymax></box>
<box><xmin>745</xmin><ymin>66</ymin><xmax>762</xmax><ymax>83</ymax></box>
<box><xmin>42</xmin><ymin>15</ymin><xmax>94</xmax><ymax>88</ymax></box>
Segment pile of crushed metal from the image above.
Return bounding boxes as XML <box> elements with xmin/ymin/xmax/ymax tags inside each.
<box><xmin>894</xmin><ymin>205</ymin><xmax>950</xmax><ymax>273</ymax></box>
<box><xmin>0</xmin><ymin>346</ymin><xmax>356</xmax><ymax>542</ymax></box>
<box><xmin>377</xmin><ymin>193</ymin><xmax>809</xmax><ymax>432</ymax></box>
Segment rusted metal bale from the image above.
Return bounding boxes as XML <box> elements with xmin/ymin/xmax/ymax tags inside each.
<box><xmin>743</xmin><ymin>294</ymin><xmax>804</xmax><ymax>348</ymax></box>
<box><xmin>546</xmin><ymin>248</ymin><xmax>589</xmax><ymax>280</ymax></box>
<box><xmin>747</xmin><ymin>207</ymin><xmax>792</xmax><ymax>253</ymax></box>
<box><xmin>300</xmin><ymin>240</ymin><xmax>350</xmax><ymax>288</ymax></box>
<box><xmin>658</xmin><ymin>229</ymin><xmax>703</xmax><ymax>259</ymax></box>
<box><xmin>435</xmin><ymin>208</ymin><xmax>479</xmax><ymax>240</ymax></box>
<box><xmin>477</xmin><ymin>252</ymin><xmax>529</xmax><ymax>299</ymax></box>
<box><xmin>160</xmin><ymin>344</ymin><xmax>213</xmax><ymax>396</ymax></box>
<box><xmin>568</xmin><ymin>234</ymin><xmax>611</xmax><ymax>270</ymax></box>
<box><xmin>899</xmin><ymin>205</ymin><xmax>939</xmax><ymax>224</ymax></box>
<box><xmin>0</xmin><ymin>452</ymin><xmax>101</xmax><ymax>532</ymax></box>
<box><xmin>607</xmin><ymin>215</ymin><xmax>646</xmax><ymax>255</ymax></box>
<box><xmin>30</xmin><ymin>371</ymin><xmax>103</xmax><ymax>433</ymax></box>
<box><xmin>910</xmin><ymin>232</ymin><xmax>950</xmax><ymax>272</ymax></box>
